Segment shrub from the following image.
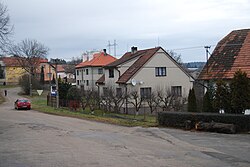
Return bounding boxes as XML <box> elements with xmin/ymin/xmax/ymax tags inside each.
<box><xmin>158</xmin><ymin>111</ymin><xmax>250</xmax><ymax>132</ymax></box>
<box><xmin>19</xmin><ymin>74</ymin><xmax>30</xmax><ymax>95</ymax></box>
<box><xmin>230</xmin><ymin>70</ymin><xmax>250</xmax><ymax>114</ymax></box>
<box><xmin>214</xmin><ymin>80</ymin><xmax>231</xmax><ymax>113</ymax></box>
<box><xmin>188</xmin><ymin>88</ymin><xmax>197</xmax><ymax>112</ymax></box>
<box><xmin>19</xmin><ymin>74</ymin><xmax>42</xmax><ymax>95</ymax></box>
<box><xmin>67</xmin><ymin>87</ymin><xmax>81</xmax><ymax>100</ymax></box>
<box><xmin>58</xmin><ymin>81</ymin><xmax>71</xmax><ymax>99</ymax></box>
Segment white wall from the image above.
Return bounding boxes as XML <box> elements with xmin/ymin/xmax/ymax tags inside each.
<box><xmin>129</xmin><ymin>49</ymin><xmax>193</xmax><ymax>97</ymax></box>
<box><xmin>76</xmin><ymin>66</ymin><xmax>104</xmax><ymax>90</ymax></box>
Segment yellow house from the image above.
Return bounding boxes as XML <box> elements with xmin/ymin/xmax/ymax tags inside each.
<box><xmin>0</xmin><ymin>57</ymin><xmax>27</xmax><ymax>85</ymax></box>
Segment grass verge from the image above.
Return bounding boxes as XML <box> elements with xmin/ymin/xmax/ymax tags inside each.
<box><xmin>31</xmin><ymin>96</ymin><xmax>157</xmax><ymax>127</ymax></box>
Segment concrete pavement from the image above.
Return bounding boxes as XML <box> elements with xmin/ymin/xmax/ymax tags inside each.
<box><xmin>0</xmin><ymin>88</ymin><xmax>249</xmax><ymax>167</ymax></box>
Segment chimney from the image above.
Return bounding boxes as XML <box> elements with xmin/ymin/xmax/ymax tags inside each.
<box><xmin>131</xmin><ymin>46</ymin><xmax>138</xmax><ymax>54</ymax></box>
<box><xmin>103</xmin><ymin>49</ymin><xmax>107</xmax><ymax>55</ymax></box>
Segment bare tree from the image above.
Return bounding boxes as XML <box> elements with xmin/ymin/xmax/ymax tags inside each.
<box><xmin>8</xmin><ymin>39</ymin><xmax>49</xmax><ymax>73</ymax></box>
<box><xmin>99</xmin><ymin>87</ymin><xmax>112</xmax><ymax>114</ymax></box>
<box><xmin>0</xmin><ymin>2</ymin><xmax>13</xmax><ymax>51</ymax></box>
<box><xmin>156</xmin><ymin>87</ymin><xmax>174</xmax><ymax>111</ymax></box>
<box><xmin>80</xmin><ymin>89</ymin><xmax>91</xmax><ymax>111</ymax></box>
<box><xmin>107</xmin><ymin>86</ymin><xmax>126</xmax><ymax>113</ymax></box>
<box><xmin>167</xmin><ymin>50</ymin><xmax>182</xmax><ymax>65</ymax></box>
<box><xmin>146</xmin><ymin>91</ymin><xmax>160</xmax><ymax>114</ymax></box>
<box><xmin>128</xmin><ymin>90</ymin><xmax>143</xmax><ymax>117</ymax></box>
<box><xmin>69</xmin><ymin>56</ymin><xmax>83</xmax><ymax>65</ymax></box>
<box><xmin>156</xmin><ymin>87</ymin><xmax>185</xmax><ymax>111</ymax></box>
<box><xmin>7</xmin><ymin>39</ymin><xmax>49</xmax><ymax>95</ymax></box>
<box><xmin>63</xmin><ymin>64</ymin><xmax>75</xmax><ymax>76</ymax></box>
<box><xmin>88</xmin><ymin>90</ymin><xmax>99</xmax><ymax>112</ymax></box>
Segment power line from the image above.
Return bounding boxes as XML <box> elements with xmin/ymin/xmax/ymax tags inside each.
<box><xmin>170</xmin><ymin>43</ymin><xmax>244</xmax><ymax>51</ymax></box>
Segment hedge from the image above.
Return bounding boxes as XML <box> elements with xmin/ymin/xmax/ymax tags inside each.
<box><xmin>158</xmin><ymin>111</ymin><xmax>250</xmax><ymax>132</ymax></box>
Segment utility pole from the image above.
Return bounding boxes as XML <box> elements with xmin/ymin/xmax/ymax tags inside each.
<box><xmin>49</xmin><ymin>59</ymin><xmax>60</xmax><ymax>109</ymax></box>
<box><xmin>204</xmin><ymin>46</ymin><xmax>211</xmax><ymax>74</ymax></box>
<box><xmin>29</xmin><ymin>67</ymin><xmax>32</xmax><ymax>96</ymax></box>
<box><xmin>107</xmin><ymin>40</ymin><xmax>117</xmax><ymax>57</ymax></box>
<box><xmin>107</xmin><ymin>41</ymin><xmax>111</xmax><ymax>54</ymax></box>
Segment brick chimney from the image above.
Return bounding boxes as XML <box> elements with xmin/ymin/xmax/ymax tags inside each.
<box><xmin>103</xmin><ymin>49</ymin><xmax>107</xmax><ymax>56</ymax></box>
<box><xmin>131</xmin><ymin>46</ymin><xmax>138</xmax><ymax>54</ymax></box>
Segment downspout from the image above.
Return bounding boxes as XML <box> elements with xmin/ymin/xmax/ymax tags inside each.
<box><xmin>115</xmin><ymin>67</ymin><xmax>128</xmax><ymax>113</ymax></box>
<box><xmin>115</xmin><ymin>67</ymin><xmax>121</xmax><ymax>78</ymax></box>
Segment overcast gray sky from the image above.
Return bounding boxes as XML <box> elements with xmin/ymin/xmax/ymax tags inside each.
<box><xmin>3</xmin><ymin>0</ymin><xmax>250</xmax><ymax>62</ymax></box>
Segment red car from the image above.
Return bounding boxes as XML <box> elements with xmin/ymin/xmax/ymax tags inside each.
<box><xmin>14</xmin><ymin>99</ymin><xmax>31</xmax><ymax>110</ymax></box>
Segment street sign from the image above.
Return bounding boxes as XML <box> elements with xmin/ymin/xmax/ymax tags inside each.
<box><xmin>37</xmin><ymin>90</ymin><xmax>43</xmax><ymax>96</ymax></box>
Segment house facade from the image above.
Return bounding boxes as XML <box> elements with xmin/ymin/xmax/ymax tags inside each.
<box><xmin>97</xmin><ymin>47</ymin><xmax>194</xmax><ymax>108</ymax></box>
<box><xmin>0</xmin><ymin>57</ymin><xmax>27</xmax><ymax>85</ymax></box>
<box><xmin>75</xmin><ymin>50</ymin><xmax>116</xmax><ymax>90</ymax></box>
<box><xmin>198</xmin><ymin>28</ymin><xmax>250</xmax><ymax>88</ymax></box>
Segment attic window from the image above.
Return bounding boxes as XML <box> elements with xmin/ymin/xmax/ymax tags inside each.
<box><xmin>155</xmin><ymin>67</ymin><xmax>166</xmax><ymax>77</ymax></box>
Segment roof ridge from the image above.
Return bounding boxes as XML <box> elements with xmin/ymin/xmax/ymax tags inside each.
<box><xmin>117</xmin><ymin>47</ymin><xmax>160</xmax><ymax>83</ymax></box>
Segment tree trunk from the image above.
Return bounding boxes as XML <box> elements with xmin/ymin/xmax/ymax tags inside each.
<box><xmin>195</xmin><ymin>121</ymin><xmax>236</xmax><ymax>134</ymax></box>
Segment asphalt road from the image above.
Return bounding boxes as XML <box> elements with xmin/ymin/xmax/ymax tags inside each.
<box><xmin>0</xmin><ymin>88</ymin><xmax>249</xmax><ymax>167</ymax></box>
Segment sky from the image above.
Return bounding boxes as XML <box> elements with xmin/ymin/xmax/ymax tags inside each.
<box><xmin>3</xmin><ymin>0</ymin><xmax>250</xmax><ymax>62</ymax></box>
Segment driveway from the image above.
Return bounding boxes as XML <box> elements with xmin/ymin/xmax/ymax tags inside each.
<box><xmin>0</xmin><ymin>88</ymin><xmax>249</xmax><ymax>167</ymax></box>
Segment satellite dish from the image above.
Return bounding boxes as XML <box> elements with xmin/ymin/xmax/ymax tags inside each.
<box><xmin>131</xmin><ymin>79</ymin><xmax>137</xmax><ymax>86</ymax></box>
<box><xmin>139</xmin><ymin>81</ymin><xmax>144</xmax><ymax>85</ymax></box>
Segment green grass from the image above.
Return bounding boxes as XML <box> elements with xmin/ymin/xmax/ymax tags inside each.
<box><xmin>31</xmin><ymin>96</ymin><xmax>157</xmax><ymax>127</ymax></box>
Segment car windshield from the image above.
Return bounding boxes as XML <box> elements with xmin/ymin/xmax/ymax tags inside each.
<box><xmin>19</xmin><ymin>100</ymin><xmax>28</xmax><ymax>103</ymax></box>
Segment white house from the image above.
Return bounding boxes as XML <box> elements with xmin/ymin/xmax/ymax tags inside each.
<box><xmin>75</xmin><ymin>50</ymin><xmax>116</xmax><ymax>90</ymax></box>
<box><xmin>96</xmin><ymin>47</ymin><xmax>194</xmax><ymax>112</ymax></box>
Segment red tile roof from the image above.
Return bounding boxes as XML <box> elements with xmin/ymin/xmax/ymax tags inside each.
<box><xmin>199</xmin><ymin>29</ymin><xmax>250</xmax><ymax>80</ymax></box>
<box><xmin>0</xmin><ymin>57</ymin><xmax>22</xmax><ymax>67</ymax></box>
<box><xmin>75</xmin><ymin>52</ymin><xmax>116</xmax><ymax>69</ymax></box>
<box><xmin>0</xmin><ymin>57</ymin><xmax>48</xmax><ymax>67</ymax></box>
<box><xmin>56</xmin><ymin>64</ymin><xmax>65</xmax><ymax>72</ymax></box>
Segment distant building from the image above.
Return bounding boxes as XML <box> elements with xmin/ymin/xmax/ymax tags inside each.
<box><xmin>75</xmin><ymin>49</ymin><xmax>116</xmax><ymax>90</ymax></box>
<box><xmin>0</xmin><ymin>57</ymin><xmax>49</xmax><ymax>85</ymax></box>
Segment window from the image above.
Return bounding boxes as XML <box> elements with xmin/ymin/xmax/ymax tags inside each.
<box><xmin>171</xmin><ymin>86</ymin><xmax>182</xmax><ymax>97</ymax></box>
<box><xmin>86</xmin><ymin>80</ymin><xmax>89</xmax><ymax>86</ymax></box>
<box><xmin>116</xmin><ymin>88</ymin><xmax>122</xmax><ymax>97</ymax></box>
<box><xmin>98</xmin><ymin>68</ymin><xmax>103</xmax><ymax>74</ymax></box>
<box><xmin>86</xmin><ymin>69</ymin><xmax>89</xmax><ymax>75</ymax></box>
<box><xmin>76</xmin><ymin>70</ymin><xmax>79</xmax><ymax>76</ymax></box>
<box><xmin>140</xmin><ymin>87</ymin><xmax>152</xmax><ymax>99</ymax></box>
<box><xmin>77</xmin><ymin>80</ymin><xmax>80</xmax><ymax>85</ymax></box>
<box><xmin>109</xmin><ymin>69</ymin><xmax>114</xmax><ymax>78</ymax></box>
<box><xmin>155</xmin><ymin>67</ymin><xmax>166</xmax><ymax>77</ymax></box>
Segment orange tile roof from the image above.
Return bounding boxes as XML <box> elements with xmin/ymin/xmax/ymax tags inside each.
<box><xmin>75</xmin><ymin>52</ymin><xmax>116</xmax><ymax>68</ymax></box>
<box><xmin>199</xmin><ymin>29</ymin><xmax>250</xmax><ymax>80</ymax></box>
<box><xmin>56</xmin><ymin>64</ymin><xmax>65</xmax><ymax>72</ymax></box>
